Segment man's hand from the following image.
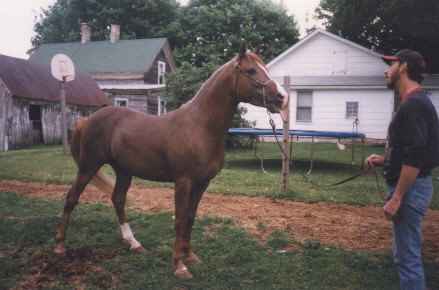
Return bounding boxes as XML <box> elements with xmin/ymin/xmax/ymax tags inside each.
<box><xmin>383</xmin><ymin>198</ymin><xmax>401</xmax><ymax>221</ymax></box>
<box><xmin>365</xmin><ymin>154</ymin><xmax>384</xmax><ymax>168</ymax></box>
<box><xmin>383</xmin><ymin>165</ymin><xmax>420</xmax><ymax>222</ymax></box>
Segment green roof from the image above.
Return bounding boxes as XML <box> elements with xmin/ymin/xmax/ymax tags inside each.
<box><xmin>29</xmin><ymin>38</ymin><xmax>168</xmax><ymax>74</ymax></box>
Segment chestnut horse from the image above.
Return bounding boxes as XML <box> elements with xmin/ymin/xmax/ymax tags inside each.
<box><xmin>54</xmin><ymin>41</ymin><xmax>288</xmax><ymax>279</ymax></box>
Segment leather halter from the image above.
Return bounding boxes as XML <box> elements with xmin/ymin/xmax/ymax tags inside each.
<box><xmin>234</xmin><ymin>57</ymin><xmax>272</xmax><ymax>108</ymax></box>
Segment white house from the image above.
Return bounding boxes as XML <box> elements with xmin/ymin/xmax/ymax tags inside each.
<box><xmin>242</xmin><ymin>28</ymin><xmax>439</xmax><ymax>140</ymax></box>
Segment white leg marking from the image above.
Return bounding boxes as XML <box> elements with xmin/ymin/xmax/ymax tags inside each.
<box><xmin>120</xmin><ymin>223</ymin><xmax>142</xmax><ymax>249</ymax></box>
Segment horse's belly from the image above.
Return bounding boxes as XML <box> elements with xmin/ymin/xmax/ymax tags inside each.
<box><xmin>117</xmin><ymin>160</ymin><xmax>174</xmax><ymax>182</ymax></box>
<box><xmin>135</xmin><ymin>171</ymin><xmax>174</xmax><ymax>183</ymax></box>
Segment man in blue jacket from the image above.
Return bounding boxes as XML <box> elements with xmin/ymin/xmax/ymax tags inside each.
<box><xmin>366</xmin><ymin>49</ymin><xmax>439</xmax><ymax>290</ymax></box>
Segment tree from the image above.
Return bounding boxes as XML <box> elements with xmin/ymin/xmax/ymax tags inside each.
<box><xmin>30</xmin><ymin>0</ymin><xmax>180</xmax><ymax>54</ymax></box>
<box><xmin>316</xmin><ymin>0</ymin><xmax>439</xmax><ymax>73</ymax></box>
<box><xmin>172</xmin><ymin>0</ymin><xmax>299</xmax><ymax>66</ymax></box>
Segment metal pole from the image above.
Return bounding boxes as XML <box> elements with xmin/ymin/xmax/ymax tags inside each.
<box><xmin>282</xmin><ymin>76</ymin><xmax>291</xmax><ymax>192</ymax></box>
<box><xmin>60</xmin><ymin>79</ymin><xmax>68</xmax><ymax>155</ymax></box>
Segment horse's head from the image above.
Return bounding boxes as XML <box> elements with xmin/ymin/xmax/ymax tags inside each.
<box><xmin>233</xmin><ymin>41</ymin><xmax>289</xmax><ymax>121</ymax></box>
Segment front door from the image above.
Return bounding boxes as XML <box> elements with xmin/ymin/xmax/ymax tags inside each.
<box><xmin>29</xmin><ymin>105</ymin><xmax>43</xmax><ymax>144</ymax></box>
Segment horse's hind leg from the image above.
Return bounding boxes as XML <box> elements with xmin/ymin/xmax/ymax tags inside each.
<box><xmin>54</xmin><ymin>168</ymin><xmax>98</xmax><ymax>257</ymax></box>
<box><xmin>112</xmin><ymin>169</ymin><xmax>146</xmax><ymax>253</ymax></box>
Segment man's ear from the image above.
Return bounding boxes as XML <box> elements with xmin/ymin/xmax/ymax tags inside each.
<box><xmin>399</xmin><ymin>61</ymin><xmax>408</xmax><ymax>72</ymax></box>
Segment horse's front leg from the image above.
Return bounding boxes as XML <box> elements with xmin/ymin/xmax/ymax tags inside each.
<box><xmin>173</xmin><ymin>178</ymin><xmax>193</xmax><ymax>279</ymax></box>
<box><xmin>112</xmin><ymin>169</ymin><xmax>146</xmax><ymax>253</ymax></box>
<box><xmin>183</xmin><ymin>181</ymin><xmax>210</xmax><ymax>265</ymax></box>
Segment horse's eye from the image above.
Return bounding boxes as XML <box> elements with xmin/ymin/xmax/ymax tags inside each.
<box><xmin>246</xmin><ymin>68</ymin><xmax>256</xmax><ymax>75</ymax></box>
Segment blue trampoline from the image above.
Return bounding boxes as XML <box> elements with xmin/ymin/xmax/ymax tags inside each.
<box><xmin>228</xmin><ymin>128</ymin><xmax>365</xmax><ymax>139</ymax></box>
<box><xmin>228</xmin><ymin>128</ymin><xmax>366</xmax><ymax>173</ymax></box>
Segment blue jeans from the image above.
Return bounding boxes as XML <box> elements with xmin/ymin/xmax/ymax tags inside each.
<box><xmin>387</xmin><ymin>176</ymin><xmax>433</xmax><ymax>290</ymax></box>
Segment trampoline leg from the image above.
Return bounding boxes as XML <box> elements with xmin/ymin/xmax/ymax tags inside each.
<box><xmin>351</xmin><ymin>137</ymin><xmax>355</xmax><ymax>166</ymax></box>
<box><xmin>255</xmin><ymin>136</ymin><xmax>267</xmax><ymax>174</ymax></box>
<box><xmin>289</xmin><ymin>136</ymin><xmax>293</xmax><ymax>157</ymax></box>
<box><xmin>307</xmin><ymin>137</ymin><xmax>314</xmax><ymax>174</ymax></box>
<box><xmin>361</xmin><ymin>138</ymin><xmax>365</xmax><ymax>169</ymax></box>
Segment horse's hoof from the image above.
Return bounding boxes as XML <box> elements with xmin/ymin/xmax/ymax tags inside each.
<box><xmin>131</xmin><ymin>246</ymin><xmax>147</xmax><ymax>254</ymax></box>
<box><xmin>54</xmin><ymin>248</ymin><xmax>67</xmax><ymax>258</ymax></box>
<box><xmin>185</xmin><ymin>256</ymin><xmax>203</xmax><ymax>264</ymax></box>
<box><xmin>174</xmin><ymin>267</ymin><xmax>193</xmax><ymax>279</ymax></box>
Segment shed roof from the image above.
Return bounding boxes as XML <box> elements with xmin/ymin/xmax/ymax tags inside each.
<box><xmin>29</xmin><ymin>38</ymin><xmax>170</xmax><ymax>74</ymax></box>
<box><xmin>0</xmin><ymin>54</ymin><xmax>110</xmax><ymax>106</ymax></box>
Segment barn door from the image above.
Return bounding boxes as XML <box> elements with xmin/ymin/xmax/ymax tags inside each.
<box><xmin>29</xmin><ymin>105</ymin><xmax>43</xmax><ymax>144</ymax></box>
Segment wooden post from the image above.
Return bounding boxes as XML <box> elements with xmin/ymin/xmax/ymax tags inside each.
<box><xmin>282</xmin><ymin>76</ymin><xmax>291</xmax><ymax>191</ymax></box>
<box><xmin>60</xmin><ymin>78</ymin><xmax>68</xmax><ymax>155</ymax></box>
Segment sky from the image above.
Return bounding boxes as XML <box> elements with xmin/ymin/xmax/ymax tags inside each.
<box><xmin>0</xmin><ymin>0</ymin><xmax>323</xmax><ymax>59</ymax></box>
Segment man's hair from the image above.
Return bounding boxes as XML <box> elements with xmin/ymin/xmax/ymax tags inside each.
<box><xmin>405</xmin><ymin>62</ymin><xmax>424</xmax><ymax>84</ymax></box>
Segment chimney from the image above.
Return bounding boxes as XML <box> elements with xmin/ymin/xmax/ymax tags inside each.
<box><xmin>110</xmin><ymin>24</ymin><xmax>120</xmax><ymax>44</ymax></box>
<box><xmin>81</xmin><ymin>24</ymin><xmax>91</xmax><ymax>44</ymax></box>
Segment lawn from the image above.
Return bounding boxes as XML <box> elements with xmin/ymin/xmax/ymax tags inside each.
<box><xmin>1</xmin><ymin>143</ymin><xmax>437</xmax><ymax>208</ymax></box>
<box><xmin>0</xmin><ymin>143</ymin><xmax>438</xmax><ymax>288</ymax></box>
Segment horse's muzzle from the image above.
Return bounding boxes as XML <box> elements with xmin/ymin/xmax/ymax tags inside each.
<box><xmin>267</xmin><ymin>82</ymin><xmax>288</xmax><ymax>122</ymax></box>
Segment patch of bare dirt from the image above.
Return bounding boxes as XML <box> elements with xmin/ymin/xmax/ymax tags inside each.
<box><xmin>16</xmin><ymin>247</ymin><xmax>118</xmax><ymax>289</ymax></box>
<box><xmin>1</xmin><ymin>179</ymin><xmax>438</xmax><ymax>255</ymax></box>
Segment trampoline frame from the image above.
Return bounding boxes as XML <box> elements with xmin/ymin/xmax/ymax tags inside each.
<box><xmin>228</xmin><ymin>128</ymin><xmax>366</xmax><ymax>173</ymax></box>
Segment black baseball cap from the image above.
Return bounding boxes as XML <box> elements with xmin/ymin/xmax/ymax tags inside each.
<box><xmin>381</xmin><ymin>49</ymin><xmax>426</xmax><ymax>70</ymax></box>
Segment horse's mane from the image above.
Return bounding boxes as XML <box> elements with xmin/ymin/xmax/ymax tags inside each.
<box><xmin>181</xmin><ymin>51</ymin><xmax>263</xmax><ymax>108</ymax></box>
<box><xmin>182</xmin><ymin>59</ymin><xmax>234</xmax><ymax>107</ymax></box>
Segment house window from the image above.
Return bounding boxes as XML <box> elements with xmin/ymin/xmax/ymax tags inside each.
<box><xmin>346</xmin><ymin>102</ymin><xmax>359</xmax><ymax>118</ymax></box>
<box><xmin>158</xmin><ymin>97</ymin><xmax>166</xmax><ymax>115</ymax></box>
<box><xmin>158</xmin><ymin>61</ymin><xmax>166</xmax><ymax>84</ymax></box>
<box><xmin>115</xmin><ymin>98</ymin><xmax>128</xmax><ymax>107</ymax></box>
<box><xmin>296</xmin><ymin>91</ymin><xmax>312</xmax><ymax>122</ymax></box>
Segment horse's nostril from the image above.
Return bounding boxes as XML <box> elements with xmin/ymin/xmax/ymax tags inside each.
<box><xmin>275</xmin><ymin>93</ymin><xmax>284</xmax><ymax>103</ymax></box>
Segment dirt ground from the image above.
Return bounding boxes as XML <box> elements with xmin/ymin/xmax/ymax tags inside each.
<box><xmin>1</xmin><ymin>179</ymin><xmax>438</xmax><ymax>257</ymax></box>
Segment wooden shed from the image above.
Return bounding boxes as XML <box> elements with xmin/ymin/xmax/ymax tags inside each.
<box><xmin>0</xmin><ymin>54</ymin><xmax>111</xmax><ymax>151</ymax></box>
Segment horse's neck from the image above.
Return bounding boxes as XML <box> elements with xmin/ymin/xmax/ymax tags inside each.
<box><xmin>187</xmin><ymin>62</ymin><xmax>238</xmax><ymax>135</ymax></box>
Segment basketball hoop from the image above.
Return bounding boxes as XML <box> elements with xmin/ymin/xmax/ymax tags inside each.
<box><xmin>51</xmin><ymin>54</ymin><xmax>75</xmax><ymax>82</ymax></box>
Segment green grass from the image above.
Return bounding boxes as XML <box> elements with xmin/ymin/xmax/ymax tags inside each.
<box><xmin>2</xmin><ymin>193</ymin><xmax>437</xmax><ymax>289</ymax></box>
<box><xmin>0</xmin><ymin>144</ymin><xmax>438</xmax><ymax>288</ymax></box>
<box><xmin>3</xmin><ymin>143</ymin><xmax>437</xmax><ymax>208</ymax></box>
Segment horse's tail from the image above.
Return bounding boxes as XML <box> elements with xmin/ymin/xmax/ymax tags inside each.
<box><xmin>70</xmin><ymin>118</ymin><xmax>115</xmax><ymax>195</ymax></box>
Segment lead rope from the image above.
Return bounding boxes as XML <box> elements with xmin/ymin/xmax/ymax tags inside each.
<box><xmin>268</xmin><ymin>117</ymin><xmax>388</xmax><ymax>201</ymax></box>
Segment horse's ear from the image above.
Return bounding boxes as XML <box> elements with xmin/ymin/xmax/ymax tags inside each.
<box><xmin>238</xmin><ymin>40</ymin><xmax>247</xmax><ymax>60</ymax></box>
<box><xmin>253</xmin><ymin>45</ymin><xmax>261</xmax><ymax>56</ymax></box>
